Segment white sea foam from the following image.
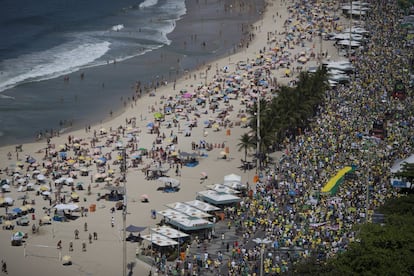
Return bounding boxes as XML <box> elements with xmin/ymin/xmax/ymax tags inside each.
<box><xmin>111</xmin><ymin>24</ymin><xmax>124</xmax><ymax>31</ymax></box>
<box><xmin>0</xmin><ymin>39</ymin><xmax>110</xmax><ymax>93</ymax></box>
<box><xmin>0</xmin><ymin>94</ymin><xmax>15</xmax><ymax>100</ymax></box>
<box><xmin>139</xmin><ymin>0</ymin><xmax>158</xmax><ymax>9</ymax></box>
<box><xmin>142</xmin><ymin>0</ymin><xmax>187</xmax><ymax>45</ymax></box>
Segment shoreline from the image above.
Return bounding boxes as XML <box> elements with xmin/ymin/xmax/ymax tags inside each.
<box><xmin>0</xmin><ymin>0</ymin><xmax>265</xmax><ymax>148</ymax></box>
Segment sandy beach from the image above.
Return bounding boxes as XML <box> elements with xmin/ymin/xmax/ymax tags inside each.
<box><xmin>0</xmin><ymin>0</ymin><xmax>350</xmax><ymax>275</ymax></box>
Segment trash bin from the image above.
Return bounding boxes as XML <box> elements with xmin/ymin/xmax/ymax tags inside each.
<box><xmin>89</xmin><ymin>204</ymin><xmax>96</xmax><ymax>212</ymax></box>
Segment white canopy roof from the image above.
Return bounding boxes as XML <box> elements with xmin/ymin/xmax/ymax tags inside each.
<box><xmin>206</xmin><ymin>184</ymin><xmax>240</xmax><ymax>194</ymax></box>
<box><xmin>165</xmin><ymin>202</ymin><xmax>212</xmax><ymax>219</ymax></box>
<box><xmin>157</xmin><ymin>209</ymin><xmax>213</xmax><ymax>231</ymax></box>
<box><xmin>141</xmin><ymin>232</ymin><xmax>178</xmax><ymax>247</ymax></box>
<box><xmin>54</xmin><ymin>203</ymin><xmax>79</xmax><ymax>211</ymax></box>
<box><xmin>223</xmin><ymin>173</ymin><xmax>241</xmax><ymax>183</ymax></box>
<box><xmin>223</xmin><ymin>173</ymin><xmax>246</xmax><ymax>190</ymax></box>
<box><xmin>185</xmin><ymin>200</ymin><xmax>221</xmax><ymax>212</ymax></box>
<box><xmin>151</xmin><ymin>225</ymin><xmax>189</xmax><ymax>239</ymax></box>
<box><xmin>197</xmin><ymin>190</ymin><xmax>241</xmax><ymax>205</ymax></box>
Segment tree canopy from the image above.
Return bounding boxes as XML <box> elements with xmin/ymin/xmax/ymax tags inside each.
<box><xmin>293</xmin><ymin>195</ymin><xmax>414</xmax><ymax>275</ymax></box>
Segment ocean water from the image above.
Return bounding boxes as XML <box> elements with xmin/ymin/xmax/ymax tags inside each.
<box><xmin>0</xmin><ymin>0</ymin><xmax>264</xmax><ymax>146</ymax></box>
<box><xmin>0</xmin><ymin>0</ymin><xmax>185</xmax><ymax>93</ymax></box>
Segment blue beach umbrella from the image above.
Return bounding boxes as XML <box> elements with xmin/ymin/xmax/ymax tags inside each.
<box><xmin>12</xmin><ymin>207</ymin><xmax>22</xmax><ymax>214</ymax></box>
<box><xmin>97</xmin><ymin>157</ymin><xmax>107</xmax><ymax>164</ymax></box>
<box><xmin>27</xmin><ymin>157</ymin><xmax>36</xmax><ymax>164</ymax></box>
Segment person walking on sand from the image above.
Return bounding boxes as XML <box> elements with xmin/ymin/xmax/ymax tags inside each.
<box><xmin>1</xmin><ymin>260</ymin><xmax>7</xmax><ymax>274</ymax></box>
<box><xmin>111</xmin><ymin>217</ymin><xmax>115</xmax><ymax>228</ymax></box>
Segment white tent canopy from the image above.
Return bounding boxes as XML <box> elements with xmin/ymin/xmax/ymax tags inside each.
<box><xmin>206</xmin><ymin>184</ymin><xmax>240</xmax><ymax>194</ymax></box>
<box><xmin>223</xmin><ymin>173</ymin><xmax>246</xmax><ymax>190</ymax></box>
<box><xmin>157</xmin><ymin>209</ymin><xmax>213</xmax><ymax>231</ymax></box>
<box><xmin>151</xmin><ymin>225</ymin><xmax>189</xmax><ymax>239</ymax></box>
<box><xmin>184</xmin><ymin>200</ymin><xmax>221</xmax><ymax>212</ymax></box>
<box><xmin>141</xmin><ymin>232</ymin><xmax>178</xmax><ymax>247</ymax></box>
<box><xmin>223</xmin><ymin>173</ymin><xmax>241</xmax><ymax>183</ymax></box>
<box><xmin>165</xmin><ymin>202</ymin><xmax>212</xmax><ymax>219</ymax></box>
<box><xmin>54</xmin><ymin>203</ymin><xmax>79</xmax><ymax>211</ymax></box>
<box><xmin>197</xmin><ymin>190</ymin><xmax>241</xmax><ymax>205</ymax></box>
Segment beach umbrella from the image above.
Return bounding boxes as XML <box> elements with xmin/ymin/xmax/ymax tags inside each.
<box><xmin>39</xmin><ymin>185</ymin><xmax>49</xmax><ymax>191</ymax></box>
<box><xmin>12</xmin><ymin>207</ymin><xmax>22</xmax><ymax>214</ymax></box>
<box><xmin>4</xmin><ymin>197</ymin><xmax>14</xmax><ymax>205</ymax></box>
<box><xmin>12</xmin><ymin>231</ymin><xmax>25</xmax><ymax>241</ymax></box>
<box><xmin>36</xmin><ymin>174</ymin><xmax>46</xmax><ymax>181</ymax></box>
<box><xmin>141</xmin><ymin>194</ymin><xmax>149</xmax><ymax>200</ymax></box>
<box><xmin>182</xmin><ymin>92</ymin><xmax>193</xmax><ymax>99</ymax></box>
<box><xmin>62</xmin><ymin>255</ymin><xmax>72</xmax><ymax>265</ymax></box>
<box><xmin>97</xmin><ymin>157</ymin><xmax>107</xmax><ymax>165</ymax></box>
<box><xmin>42</xmin><ymin>215</ymin><xmax>51</xmax><ymax>223</ymax></box>
<box><xmin>54</xmin><ymin>203</ymin><xmax>79</xmax><ymax>211</ymax></box>
<box><xmin>153</xmin><ymin>112</ymin><xmax>164</xmax><ymax>120</ymax></box>
<box><xmin>158</xmin><ymin>177</ymin><xmax>180</xmax><ymax>187</ymax></box>
<box><xmin>66</xmin><ymin>159</ymin><xmax>76</xmax><ymax>165</ymax></box>
<box><xmin>125</xmin><ymin>225</ymin><xmax>147</xmax><ymax>233</ymax></box>
<box><xmin>41</xmin><ymin>191</ymin><xmax>51</xmax><ymax>196</ymax></box>
<box><xmin>27</xmin><ymin>157</ymin><xmax>36</xmax><ymax>164</ymax></box>
<box><xmin>1</xmin><ymin>184</ymin><xmax>10</xmax><ymax>190</ymax></box>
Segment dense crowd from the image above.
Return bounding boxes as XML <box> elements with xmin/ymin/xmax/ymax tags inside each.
<box><xmin>155</xmin><ymin>0</ymin><xmax>413</xmax><ymax>275</ymax></box>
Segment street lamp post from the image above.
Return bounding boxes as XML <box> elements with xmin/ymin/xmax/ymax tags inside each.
<box><xmin>120</xmin><ymin>148</ymin><xmax>127</xmax><ymax>276</ymax></box>
<box><xmin>349</xmin><ymin>0</ymin><xmax>353</xmax><ymax>57</ymax></box>
<box><xmin>253</xmin><ymin>238</ymin><xmax>272</xmax><ymax>276</ymax></box>
<box><xmin>256</xmin><ymin>91</ymin><xmax>261</xmax><ymax>175</ymax></box>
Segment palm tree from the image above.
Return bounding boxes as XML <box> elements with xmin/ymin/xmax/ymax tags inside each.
<box><xmin>242</xmin><ymin>68</ymin><xmax>328</xmax><ymax>168</ymax></box>
<box><xmin>237</xmin><ymin>133</ymin><xmax>254</xmax><ymax>162</ymax></box>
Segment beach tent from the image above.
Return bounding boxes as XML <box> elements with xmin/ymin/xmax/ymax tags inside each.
<box><xmin>158</xmin><ymin>177</ymin><xmax>180</xmax><ymax>187</ymax></box>
<box><xmin>223</xmin><ymin>173</ymin><xmax>241</xmax><ymax>184</ymax></box>
<box><xmin>125</xmin><ymin>225</ymin><xmax>147</xmax><ymax>233</ymax></box>
<box><xmin>54</xmin><ymin>203</ymin><xmax>79</xmax><ymax>211</ymax></box>
<box><xmin>321</xmin><ymin>166</ymin><xmax>355</xmax><ymax>195</ymax></box>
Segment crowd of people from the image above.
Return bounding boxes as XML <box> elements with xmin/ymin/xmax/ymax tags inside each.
<box><xmin>153</xmin><ymin>1</ymin><xmax>413</xmax><ymax>275</ymax></box>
